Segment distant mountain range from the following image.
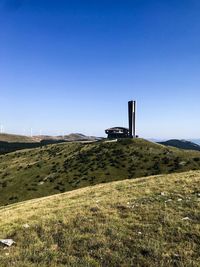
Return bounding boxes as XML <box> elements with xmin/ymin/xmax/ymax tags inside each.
<box><xmin>0</xmin><ymin>133</ymin><xmax>35</xmax><ymax>143</ymax></box>
<box><xmin>0</xmin><ymin>133</ymin><xmax>102</xmax><ymax>154</ymax></box>
<box><xmin>190</xmin><ymin>139</ymin><xmax>200</xmax><ymax>145</ymax></box>
<box><xmin>0</xmin><ymin>133</ymin><xmax>101</xmax><ymax>143</ymax></box>
<box><xmin>158</xmin><ymin>139</ymin><xmax>200</xmax><ymax>151</ymax></box>
<box><xmin>33</xmin><ymin>133</ymin><xmax>102</xmax><ymax>142</ymax></box>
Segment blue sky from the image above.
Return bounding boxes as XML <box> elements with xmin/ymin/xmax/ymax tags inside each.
<box><xmin>0</xmin><ymin>0</ymin><xmax>200</xmax><ymax>138</ymax></box>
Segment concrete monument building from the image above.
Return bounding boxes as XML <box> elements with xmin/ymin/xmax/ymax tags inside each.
<box><xmin>105</xmin><ymin>100</ymin><xmax>136</xmax><ymax>139</ymax></box>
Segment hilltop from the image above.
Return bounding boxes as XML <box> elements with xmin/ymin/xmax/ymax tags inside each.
<box><xmin>159</xmin><ymin>139</ymin><xmax>200</xmax><ymax>151</ymax></box>
<box><xmin>0</xmin><ymin>138</ymin><xmax>200</xmax><ymax>206</ymax></box>
<box><xmin>0</xmin><ymin>171</ymin><xmax>199</xmax><ymax>266</ymax></box>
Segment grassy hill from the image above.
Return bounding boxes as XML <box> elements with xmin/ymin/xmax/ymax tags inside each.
<box><xmin>0</xmin><ymin>133</ymin><xmax>99</xmax><ymax>144</ymax></box>
<box><xmin>0</xmin><ymin>138</ymin><xmax>200</xmax><ymax>206</ymax></box>
<box><xmin>159</xmin><ymin>139</ymin><xmax>200</xmax><ymax>151</ymax></box>
<box><xmin>0</xmin><ymin>133</ymin><xmax>100</xmax><ymax>155</ymax></box>
<box><xmin>33</xmin><ymin>133</ymin><xmax>100</xmax><ymax>142</ymax></box>
<box><xmin>0</xmin><ymin>133</ymin><xmax>36</xmax><ymax>143</ymax></box>
<box><xmin>0</xmin><ymin>171</ymin><xmax>199</xmax><ymax>267</ymax></box>
<box><xmin>0</xmin><ymin>139</ymin><xmax>66</xmax><ymax>155</ymax></box>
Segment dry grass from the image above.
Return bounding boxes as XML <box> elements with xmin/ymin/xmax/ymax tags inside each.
<box><xmin>0</xmin><ymin>171</ymin><xmax>199</xmax><ymax>266</ymax></box>
<box><xmin>0</xmin><ymin>133</ymin><xmax>35</xmax><ymax>143</ymax></box>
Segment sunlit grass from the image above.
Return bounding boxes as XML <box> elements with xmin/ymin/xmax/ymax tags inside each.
<box><xmin>0</xmin><ymin>171</ymin><xmax>199</xmax><ymax>266</ymax></box>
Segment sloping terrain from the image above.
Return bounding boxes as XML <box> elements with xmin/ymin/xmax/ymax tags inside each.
<box><xmin>191</xmin><ymin>139</ymin><xmax>200</xmax><ymax>145</ymax></box>
<box><xmin>33</xmin><ymin>133</ymin><xmax>100</xmax><ymax>142</ymax></box>
<box><xmin>159</xmin><ymin>139</ymin><xmax>200</xmax><ymax>151</ymax></box>
<box><xmin>0</xmin><ymin>134</ymin><xmax>36</xmax><ymax>143</ymax></box>
<box><xmin>0</xmin><ymin>134</ymin><xmax>60</xmax><ymax>155</ymax></box>
<box><xmin>0</xmin><ymin>171</ymin><xmax>199</xmax><ymax>267</ymax></box>
<box><xmin>63</xmin><ymin>133</ymin><xmax>100</xmax><ymax>141</ymax></box>
<box><xmin>0</xmin><ymin>133</ymin><xmax>100</xmax><ymax>154</ymax></box>
<box><xmin>0</xmin><ymin>133</ymin><xmax>98</xmax><ymax>143</ymax></box>
<box><xmin>0</xmin><ymin>138</ymin><xmax>200</xmax><ymax>206</ymax></box>
<box><xmin>0</xmin><ymin>140</ymin><xmax>66</xmax><ymax>155</ymax></box>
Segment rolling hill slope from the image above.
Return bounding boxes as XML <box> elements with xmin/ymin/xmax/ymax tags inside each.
<box><xmin>0</xmin><ymin>133</ymin><xmax>99</xmax><ymax>143</ymax></box>
<box><xmin>0</xmin><ymin>133</ymin><xmax>100</xmax><ymax>154</ymax></box>
<box><xmin>0</xmin><ymin>138</ymin><xmax>200</xmax><ymax>206</ymax></box>
<box><xmin>159</xmin><ymin>139</ymin><xmax>200</xmax><ymax>151</ymax></box>
<box><xmin>0</xmin><ymin>171</ymin><xmax>199</xmax><ymax>267</ymax></box>
<box><xmin>0</xmin><ymin>133</ymin><xmax>36</xmax><ymax>143</ymax></box>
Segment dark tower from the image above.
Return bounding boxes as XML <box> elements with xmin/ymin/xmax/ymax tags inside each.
<box><xmin>128</xmin><ymin>100</ymin><xmax>136</xmax><ymax>138</ymax></box>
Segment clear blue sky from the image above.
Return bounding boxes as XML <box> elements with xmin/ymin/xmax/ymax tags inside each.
<box><xmin>0</xmin><ymin>0</ymin><xmax>200</xmax><ymax>138</ymax></box>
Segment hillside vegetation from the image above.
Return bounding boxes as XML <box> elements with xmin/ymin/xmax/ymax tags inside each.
<box><xmin>0</xmin><ymin>138</ymin><xmax>200</xmax><ymax>206</ymax></box>
<box><xmin>0</xmin><ymin>133</ymin><xmax>99</xmax><ymax>154</ymax></box>
<box><xmin>0</xmin><ymin>171</ymin><xmax>199</xmax><ymax>266</ymax></box>
<box><xmin>0</xmin><ymin>139</ymin><xmax>66</xmax><ymax>155</ymax></box>
<box><xmin>159</xmin><ymin>139</ymin><xmax>200</xmax><ymax>151</ymax></box>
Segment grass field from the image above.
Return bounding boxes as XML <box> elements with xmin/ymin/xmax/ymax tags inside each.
<box><xmin>0</xmin><ymin>138</ymin><xmax>200</xmax><ymax>206</ymax></box>
<box><xmin>0</xmin><ymin>170</ymin><xmax>199</xmax><ymax>266</ymax></box>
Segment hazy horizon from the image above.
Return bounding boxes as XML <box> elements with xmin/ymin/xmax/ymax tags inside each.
<box><xmin>1</xmin><ymin>0</ymin><xmax>200</xmax><ymax>139</ymax></box>
<box><xmin>0</xmin><ymin>130</ymin><xmax>200</xmax><ymax>142</ymax></box>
